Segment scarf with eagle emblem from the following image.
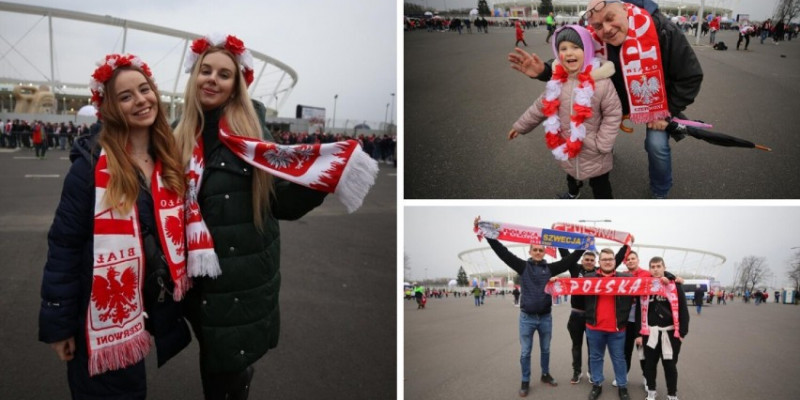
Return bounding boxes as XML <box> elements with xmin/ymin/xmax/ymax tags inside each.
<box><xmin>88</xmin><ymin>149</ymin><xmax>187</xmax><ymax>376</ymax></box>
<box><xmin>185</xmin><ymin>117</ymin><xmax>379</xmax><ymax>278</ymax></box>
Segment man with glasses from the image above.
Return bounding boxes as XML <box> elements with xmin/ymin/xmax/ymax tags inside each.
<box><xmin>583</xmin><ymin>248</ymin><xmax>634</xmax><ymax>400</ymax></box>
<box><xmin>475</xmin><ymin>216</ymin><xmax>583</xmax><ymax>398</ymax></box>
<box><xmin>508</xmin><ymin>0</ymin><xmax>703</xmax><ymax>199</ymax></box>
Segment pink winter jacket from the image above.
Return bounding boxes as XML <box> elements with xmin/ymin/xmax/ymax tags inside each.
<box><xmin>512</xmin><ymin>60</ymin><xmax>622</xmax><ymax>180</ymax></box>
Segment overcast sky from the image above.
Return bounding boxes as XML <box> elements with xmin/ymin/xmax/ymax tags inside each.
<box><xmin>1</xmin><ymin>0</ymin><xmax>397</xmax><ymax>125</ymax></box>
<box><xmin>406</xmin><ymin>0</ymin><xmax>781</xmax><ymax>21</ymax></box>
<box><xmin>404</xmin><ymin>204</ymin><xmax>800</xmax><ymax>289</ymax></box>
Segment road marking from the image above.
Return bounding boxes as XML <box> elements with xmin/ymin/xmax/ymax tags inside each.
<box><xmin>13</xmin><ymin>156</ymin><xmax>38</xmax><ymax>159</ymax></box>
<box><xmin>388</xmin><ymin>173</ymin><xmax>397</xmax><ymax>177</ymax></box>
<box><xmin>25</xmin><ymin>174</ymin><xmax>60</xmax><ymax>178</ymax></box>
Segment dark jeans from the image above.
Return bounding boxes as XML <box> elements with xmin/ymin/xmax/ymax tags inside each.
<box><xmin>35</xmin><ymin>142</ymin><xmax>47</xmax><ymax>158</ymax></box>
<box><xmin>545</xmin><ymin>26</ymin><xmax>555</xmax><ymax>42</ymax></box>
<box><xmin>567</xmin><ymin>172</ymin><xmax>613</xmax><ymax>199</ymax></box>
<box><xmin>642</xmin><ymin>332</ymin><xmax>682</xmax><ymax>396</ymax></box>
<box><xmin>567</xmin><ymin>311</ymin><xmax>591</xmax><ymax>374</ymax></box>
<box><xmin>515</xmin><ymin>39</ymin><xmax>528</xmax><ymax>46</ymax></box>
<box><xmin>625</xmin><ymin>321</ymin><xmax>646</xmax><ymax>374</ymax></box>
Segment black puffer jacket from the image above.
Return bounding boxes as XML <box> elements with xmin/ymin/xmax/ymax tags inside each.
<box><xmin>182</xmin><ymin>106</ymin><xmax>327</xmax><ymax>374</ymax></box>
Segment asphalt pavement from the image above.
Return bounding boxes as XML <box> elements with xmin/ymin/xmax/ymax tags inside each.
<box><xmin>405</xmin><ymin>27</ymin><xmax>800</xmax><ymax>198</ymax></box>
<box><xmin>405</xmin><ymin>293</ymin><xmax>800</xmax><ymax>400</ymax></box>
<box><xmin>0</xmin><ymin>147</ymin><xmax>397</xmax><ymax>399</ymax></box>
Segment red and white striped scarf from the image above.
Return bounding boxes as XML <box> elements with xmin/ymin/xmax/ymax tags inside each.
<box><xmin>551</xmin><ymin>222</ymin><xmax>633</xmax><ymax>259</ymax></box>
<box><xmin>589</xmin><ymin>3</ymin><xmax>670</xmax><ymax>124</ymax></box>
<box><xmin>185</xmin><ymin>117</ymin><xmax>378</xmax><ymax>278</ymax></box>
<box><xmin>88</xmin><ymin>149</ymin><xmax>187</xmax><ymax>376</ymax></box>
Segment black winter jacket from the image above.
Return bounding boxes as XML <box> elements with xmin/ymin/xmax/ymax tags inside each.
<box><xmin>182</xmin><ymin>105</ymin><xmax>327</xmax><ymax>374</ymax></box>
<box><xmin>635</xmin><ymin>281</ymin><xmax>690</xmax><ymax>339</ymax></box>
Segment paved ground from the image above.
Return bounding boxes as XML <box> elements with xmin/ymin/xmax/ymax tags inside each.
<box><xmin>404</xmin><ymin>293</ymin><xmax>800</xmax><ymax>400</ymax></box>
<box><xmin>0</xmin><ymin>147</ymin><xmax>397</xmax><ymax>399</ymax></box>
<box><xmin>405</xmin><ymin>27</ymin><xmax>800</xmax><ymax>198</ymax></box>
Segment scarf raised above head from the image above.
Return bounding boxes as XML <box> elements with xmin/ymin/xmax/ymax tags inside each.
<box><xmin>184</xmin><ymin>116</ymin><xmax>379</xmax><ymax>278</ymax></box>
<box><xmin>89</xmin><ymin>149</ymin><xmax>187</xmax><ymax>376</ymax></box>
<box><xmin>588</xmin><ymin>3</ymin><xmax>670</xmax><ymax>124</ymax></box>
<box><xmin>474</xmin><ymin>220</ymin><xmax>597</xmax><ymax>252</ymax></box>
<box><xmin>551</xmin><ymin>222</ymin><xmax>633</xmax><ymax>259</ymax></box>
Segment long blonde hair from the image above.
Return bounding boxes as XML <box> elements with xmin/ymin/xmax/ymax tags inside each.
<box><xmin>98</xmin><ymin>66</ymin><xmax>185</xmax><ymax>214</ymax></box>
<box><xmin>174</xmin><ymin>47</ymin><xmax>273</xmax><ymax>229</ymax></box>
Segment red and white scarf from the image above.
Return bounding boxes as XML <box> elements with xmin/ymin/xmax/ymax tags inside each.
<box><xmin>88</xmin><ymin>150</ymin><xmax>188</xmax><ymax>376</ymax></box>
<box><xmin>589</xmin><ymin>3</ymin><xmax>670</xmax><ymax>124</ymax></box>
<box><xmin>541</xmin><ymin>60</ymin><xmax>598</xmax><ymax>161</ymax></box>
<box><xmin>185</xmin><ymin>117</ymin><xmax>378</xmax><ymax>278</ymax></box>
<box><xmin>545</xmin><ymin>276</ymin><xmax>680</xmax><ymax>339</ymax></box>
<box><xmin>551</xmin><ymin>222</ymin><xmax>634</xmax><ymax>259</ymax></box>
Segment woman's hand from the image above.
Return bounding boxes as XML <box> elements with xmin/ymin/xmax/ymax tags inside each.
<box><xmin>473</xmin><ymin>216</ymin><xmax>481</xmax><ymax>229</ymax></box>
<box><xmin>635</xmin><ymin>337</ymin><xmax>642</xmax><ymax>347</ymax></box>
<box><xmin>50</xmin><ymin>337</ymin><xmax>75</xmax><ymax>361</ymax></box>
<box><xmin>508</xmin><ymin>129</ymin><xmax>520</xmax><ymax>140</ymax></box>
<box><xmin>508</xmin><ymin>48</ymin><xmax>545</xmax><ymax>79</ymax></box>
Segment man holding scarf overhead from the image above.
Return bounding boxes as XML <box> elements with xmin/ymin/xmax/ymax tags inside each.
<box><xmin>473</xmin><ymin>217</ymin><xmax>586</xmax><ymax>398</ymax></box>
<box><xmin>508</xmin><ymin>0</ymin><xmax>703</xmax><ymax>199</ymax></box>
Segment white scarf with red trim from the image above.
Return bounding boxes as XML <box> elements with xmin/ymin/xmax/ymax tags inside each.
<box><xmin>185</xmin><ymin>117</ymin><xmax>378</xmax><ymax>278</ymax></box>
<box><xmin>541</xmin><ymin>60</ymin><xmax>598</xmax><ymax>161</ymax></box>
<box><xmin>88</xmin><ymin>149</ymin><xmax>188</xmax><ymax>376</ymax></box>
<box><xmin>589</xmin><ymin>3</ymin><xmax>670</xmax><ymax>124</ymax></box>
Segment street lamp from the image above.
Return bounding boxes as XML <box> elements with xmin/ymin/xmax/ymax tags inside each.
<box><xmin>384</xmin><ymin>102</ymin><xmax>390</xmax><ymax>133</ymax></box>
<box><xmin>389</xmin><ymin>93</ymin><xmax>395</xmax><ymax>128</ymax></box>
<box><xmin>332</xmin><ymin>94</ymin><xmax>338</xmax><ymax>134</ymax></box>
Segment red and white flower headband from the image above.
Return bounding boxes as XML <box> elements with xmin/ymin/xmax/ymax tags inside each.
<box><xmin>184</xmin><ymin>33</ymin><xmax>254</xmax><ymax>86</ymax></box>
<box><xmin>89</xmin><ymin>53</ymin><xmax>152</xmax><ymax>114</ymax></box>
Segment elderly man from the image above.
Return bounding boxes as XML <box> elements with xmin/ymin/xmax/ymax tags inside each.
<box><xmin>508</xmin><ymin>0</ymin><xmax>703</xmax><ymax>199</ymax></box>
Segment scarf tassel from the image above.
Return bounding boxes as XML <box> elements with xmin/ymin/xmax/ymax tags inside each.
<box><xmin>334</xmin><ymin>146</ymin><xmax>380</xmax><ymax>213</ymax></box>
<box><xmin>89</xmin><ymin>329</ymin><xmax>150</xmax><ymax>376</ymax></box>
<box><xmin>172</xmin><ymin>273</ymin><xmax>193</xmax><ymax>301</ymax></box>
<box><xmin>629</xmin><ymin>109</ymin><xmax>672</xmax><ymax>125</ymax></box>
<box><xmin>187</xmin><ymin>250</ymin><xmax>222</xmax><ymax>278</ymax></box>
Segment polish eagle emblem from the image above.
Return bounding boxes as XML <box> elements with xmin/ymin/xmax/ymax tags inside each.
<box><xmin>91</xmin><ymin>266</ymin><xmax>138</xmax><ymax>324</ymax></box>
<box><xmin>630</xmin><ymin>76</ymin><xmax>661</xmax><ymax>105</ymax></box>
<box><xmin>164</xmin><ymin>215</ymin><xmax>184</xmax><ymax>256</ymax></box>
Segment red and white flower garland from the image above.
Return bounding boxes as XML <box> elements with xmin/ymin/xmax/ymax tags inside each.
<box><xmin>89</xmin><ymin>54</ymin><xmax>152</xmax><ymax>116</ymax></box>
<box><xmin>540</xmin><ymin>59</ymin><xmax>599</xmax><ymax>161</ymax></box>
<box><xmin>184</xmin><ymin>33</ymin><xmax>255</xmax><ymax>86</ymax></box>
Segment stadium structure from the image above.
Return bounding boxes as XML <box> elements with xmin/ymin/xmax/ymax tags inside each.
<box><xmin>452</xmin><ymin>1</ymin><xmax>734</xmax><ymax>20</ymax></box>
<box><xmin>458</xmin><ymin>241</ymin><xmax>726</xmax><ymax>289</ymax></box>
<box><xmin>0</xmin><ymin>1</ymin><xmax>297</xmax><ymax>123</ymax></box>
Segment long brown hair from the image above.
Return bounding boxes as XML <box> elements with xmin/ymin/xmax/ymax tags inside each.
<box><xmin>98</xmin><ymin>66</ymin><xmax>185</xmax><ymax>213</ymax></box>
<box><xmin>174</xmin><ymin>47</ymin><xmax>274</xmax><ymax>230</ymax></box>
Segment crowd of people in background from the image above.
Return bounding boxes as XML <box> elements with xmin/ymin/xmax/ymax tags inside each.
<box><xmin>0</xmin><ymin>119</ymin><xmax>92</xmax><ymax>153</ymax></box>
<box><xmin>273</xmin><ymin>130</ymin><xmax>396</xmax><ymax>165</ymax></box>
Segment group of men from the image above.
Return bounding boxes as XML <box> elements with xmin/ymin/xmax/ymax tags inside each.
<box><xmin>477</xmin><ymin>216</ymin><xmax>690</xmax><ymax>400</ymax></box>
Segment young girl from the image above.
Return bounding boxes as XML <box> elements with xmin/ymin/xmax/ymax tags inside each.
<box><xmin>508</xmin><ymin>25</ymin><xmax>622</xmax><ymax>199</ymax></box>
<box><xmin>39</xmin><ymin>54</ymin><xmax>189</xmax><ymax>398</ymax></box>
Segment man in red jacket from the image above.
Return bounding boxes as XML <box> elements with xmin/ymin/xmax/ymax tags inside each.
<box><xmin>32</xmin><ymin>121</ymin><xmax>47</xmax><ymax>159</ymax></box>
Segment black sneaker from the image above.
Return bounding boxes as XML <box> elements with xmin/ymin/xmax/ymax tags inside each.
<box><xmin>571</xmin><ymin>370</ymin><xmax>582</xmax><ymax>384</ymax></box>
<box><xmin>541</xmin><ymin>373</ymin><xmax>558</xmax><ymax>386</ymax></box>
<box><xmin>618</xmin><ymin>387</ymin><xmax>630</xmax><ymax>400</ymax></box>
<box><xmin>588</xmin><ymin>385</ymin><xmax>602</xmax><ymax>400</ymax></box>
<box><xmin>519</xmin><ymin>381</ymin><xmax>530</xmax><ymax>397</ymax></box>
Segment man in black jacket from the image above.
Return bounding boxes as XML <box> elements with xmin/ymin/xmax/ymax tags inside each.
<box><xmin>635</xmin><ymin>257</ymin><xmax>689</xmax><ymax>400</ymax></box>
<box><xmin>508</xmin><ymin>0</ymin><xmax>703</xmax><ymax>199</ymax></box>
<box><xmin>476</xmin><ymin>217</ymin><xmax>583</xmax><ymax>397</ymax></box>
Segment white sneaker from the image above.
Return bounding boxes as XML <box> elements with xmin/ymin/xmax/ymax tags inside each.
<box><xmin>646</xmin><ymin>390</ymin><xmax>657</xmax><ymax>400</ymax></box>
<box><xmin>612</xmin><ymin>379</ymin><xmax>618</xmax><ymax>387</ymax></box>
<box><xmin>667</xmin><ymin>396</ymin><xmax>679</xmax><ymax>400</ymax></box>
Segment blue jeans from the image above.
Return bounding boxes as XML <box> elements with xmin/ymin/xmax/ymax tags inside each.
<box><xmin>586</xmin><ymin>327</ymin><xmax>627</xmax><ymax>387</ymax></box>
<box><xmin>474</xmin><ymin>296</ymin><xmax>480</xmax><ymax>306</ymax></box>
<box><xmin>645</xmin><ymin>128</ymin><xmax>672</xmax><ymax>197</ymax></box>
<box><xmin>519</xmin><ymin>312</ymin><xmax>552</xmax><ymax>382</ymax></box>
<box><xmin>696</xmin><ymin>302</ymin><xmax>702</xmax><ymax>314</ymax></box>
